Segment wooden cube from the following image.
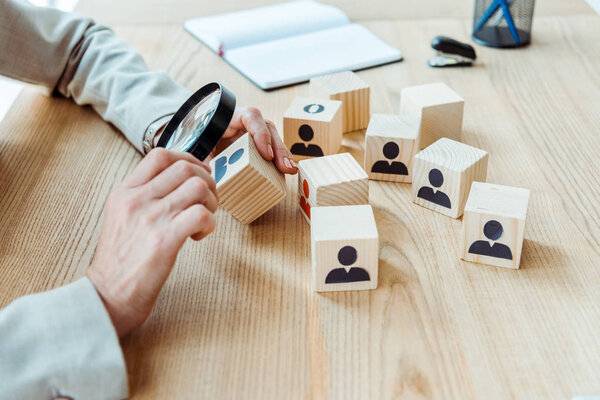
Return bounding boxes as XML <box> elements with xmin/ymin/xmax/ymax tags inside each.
<box><xmin>412</xmin><ymin>138</ymin><xmax>488</xmax><ymax>218</ymax></box>
<box><xmin>297</xmin><ymin>153</ymin><xmax>368</xmax><ymax>224</ymax></box>
<box><xmin>364</xmin><ymin>114</ymin><xmax>421</xmax><ymax>183</ymax></box>
<box><xmin>460</xmin><ymin>182</ymin><xmax>531</xmax><ymax>269</ymax></box>
<box><xmin>399</xmin><ymin>82</ymin><xmax>464</xmax><ymax>149</ymax></box>
<box><xmin>283</xmin><ymin>97</ymin><xmax>342</xmax><ymax>162</ymax></box>
<box><xmin>310</xmin><ymin>71</ymin><xmax>371</xmax><ymax>133</ymax></box>
<box><xmin>311</xmin><ymin>205</ymin><xmax>379</xmax><ymax>292</ymax></box>
<box><xmin>209</xmin><ymin>132</ymin><xmax>286</xmax><ymax>224</ymax></box>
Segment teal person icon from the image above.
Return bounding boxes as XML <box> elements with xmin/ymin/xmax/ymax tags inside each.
<box><xmin>214</xmin><ymin>148</ymin><xmax>244</xmax><ymax>183</ymax></box>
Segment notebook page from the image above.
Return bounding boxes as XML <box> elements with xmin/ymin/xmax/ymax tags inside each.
<box><xmin>223</xmin><ymin>24</ymin><xmax>403</xmax><ymax>89</ymax></box>
<box><xmin>184</xmin><ymin>0</ymin><xmax>349</xmax><ymax>53</ymax></box>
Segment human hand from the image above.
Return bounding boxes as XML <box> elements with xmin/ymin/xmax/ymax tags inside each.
<box><xmin>86</xmin><ymin>149</ymin><xmax>218</xmax><ymax>337</ymax></box>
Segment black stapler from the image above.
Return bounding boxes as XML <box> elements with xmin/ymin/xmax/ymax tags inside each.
<box><xmin>428</xmin><ymin>36</ymin><xmax>477</xmax><ymax>67</ymax></box>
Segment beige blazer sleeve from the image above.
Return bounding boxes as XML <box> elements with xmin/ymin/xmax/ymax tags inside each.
<box><xmin>0</xmin><ymin>0</ymin><xmax>192</xmax><ymax>153</ymax></box>
<box><xmin>0</xmin><ymin>278</ymin><xmax>128</xmax><ymax>400</ymax></box>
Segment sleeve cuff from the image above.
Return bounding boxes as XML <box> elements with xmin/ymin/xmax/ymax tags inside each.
<box><xmin>115</xmin><ymin>70</ymin><xmax>192</xmax><ymax>154</ymax></box>
<box><xmin>0</xmin><ymin>277</ymin><xmax>128</xmax><ymax>399</ymax></box>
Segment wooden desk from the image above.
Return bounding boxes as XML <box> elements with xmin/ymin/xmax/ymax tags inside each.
<box><xmin>1</xmin><ymin>1</ymin><xmax>600</xmax><ymax>398</ymax></box>
<box><xmin>76</xmin><ymin>0</ymin><xmax>596</xmax><ymax>24</ymax></box>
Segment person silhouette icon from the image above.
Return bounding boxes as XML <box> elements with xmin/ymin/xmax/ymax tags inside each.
<box><xmin>417</xmin><ymin>168</ymin><xmax>452</xmax><ymax>209</ymax></box>
<box><xmin>214</xmin><ymin>148</ymin><xmax>244</xmax><ymax>183</ymax></box>
<box><xmin>299</xmin><ymin>179</ymin><xmax>311</xmax><ymax>219</ymax></box>
<box><xmin>290</xmin><ymin>124</ymin><xmax>324</xmax><ymax>157</ymax></box>
<box><xmin>325</xmin><ymin>245</ymin><xmax>370</xmax><ymax>284</ymax></box>
<box><xmin>468</xmin><ymin>220</ymin><xmax>513</xmax><ymax>260</ymax></box>
<box><xmin>371</xmin><ymin>141</ymin><xmax>408</xmax><ymax>175</ymax></box>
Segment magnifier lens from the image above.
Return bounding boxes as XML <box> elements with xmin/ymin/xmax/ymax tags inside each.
<box><xmin>166</xmin><ymin>88</ymin><xmax>221</xmax><ymax>152</ymax></box>
<box><xmin>157</xmin><ymin>82</ymin><xmax>235</xmax><ymax>161</ymax></box>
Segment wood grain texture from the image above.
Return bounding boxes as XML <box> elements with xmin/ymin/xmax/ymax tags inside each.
<box><xmin>283</xmin><ymin>97</ymin><xmax>343</xmax><ymax>162</ymax></box>
<box><xmin>298</xmin><ymin>153</ymin><xmax>369</xmax><ymax>224</ymax></box>
<box><xmin>2</xmin><ymin>1</ymin><xmax>600</xmax><ymax>397</ymax></box>
<box><xmin>209</xmin><ymin>132</ymin><xmax>286</xmax><ymax>224</ymax></box>
<box><xmin>460</xmin><ymin>182</ymin><xmax>530</xmax><ymax>269</ymax></box>
<box><xmin>311</xmin><ymin>205</ymin><xmax>378</xmax><ymax>292</ymax></box>
<box><xmin>412</xmin><ymin>138</ymin><xmax>488</xmax><ymax>219</ymax></box>
<box><xmin>74</xmin><ymin>0</ymin><xmax>598</xmax><ymax>26</ymax></box>
<box><xmin>364</xmin><ymin>114</ymin><xmax>420</xmax><ymax>183</ymax></box>
<box><xmin>400</xmin><ymin>82</ymin><xmax>464</xmax><ymax>149</ymax></box>
<box><xmin>310</xmin><ymin>71</ymin><xmax>371</xmax><ymax>133</ymax></box>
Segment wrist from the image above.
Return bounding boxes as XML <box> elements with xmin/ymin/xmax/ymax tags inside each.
<box><xmin>143</xmin><ymin>116</ymin><xmax>172</xmax><ymax>154</ymax></box>
<box><xmin>153</xmin><ymin>124</ymin><xmax>166</xmax><ymax>147</ymax></box>
<box><xmin>86</xmin><ymin>268</ymin><xmax>139</xmax><ymax>337</ymax></box>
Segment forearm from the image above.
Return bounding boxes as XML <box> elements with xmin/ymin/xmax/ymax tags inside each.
<box><xmin>0</xmin><ymin>0</ymin><xmax>190</xmax><ymax>153</ymax></box>
<box><xmin>0</xmin><ymin>278</ymin><xmax>127</xmax><ymax>400</ymax></box>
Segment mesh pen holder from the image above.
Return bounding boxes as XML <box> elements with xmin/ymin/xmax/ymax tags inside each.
<box><xmin>472</xmin><ymin>0</ymin><xmax>535</xmax><ymax>48</ymax></box>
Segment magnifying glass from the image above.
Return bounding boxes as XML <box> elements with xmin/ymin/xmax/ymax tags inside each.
<box><xmin>156</xmin><ymin>82</ymin><xmax>236</xmax><ymax>160</ymax></box>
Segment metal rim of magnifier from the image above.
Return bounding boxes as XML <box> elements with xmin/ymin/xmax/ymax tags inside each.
<box><xmin>156</xmin><ymin>82</ymin><xmax>236</xmax><ymax>161</ymax></box>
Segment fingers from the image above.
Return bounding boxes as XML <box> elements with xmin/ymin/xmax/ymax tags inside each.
<box><xmin>265</xmin><ymin>120</ymin><xmax>297</xmax><ymax>174</ymax></box>
<box><xmin>172</xmin><ymin>204</ymin><xmax>216</xmax><ymax>243</ymax></box>
<box><xmin>161</xmin><ymin>175</ymin><xmax>219</xmax><ymax>215</ymax></box>
<box><xmin>224</xmin><ymin>106</ymin><xmax>297</xmax><ymax>175</ymax></box>
<box><xmin>144</xmin><ymin>159</ymin><xmax>217</xmax><ymax>200</ymax></box>
<box><xmin>124</xmin><ymin>148</ymin><xmax>211</xmax><ymax>188</ymax></box>
<box><xmin>238</xmin><ymin>107</ymin><xmax>274</xmax><ymax>161</ymax></box>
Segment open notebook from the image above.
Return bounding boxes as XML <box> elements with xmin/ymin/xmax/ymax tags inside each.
<box><xmin>184</xmin><ymin>1</ymin><xmax>403</xmax><ymax>90</ymax></box>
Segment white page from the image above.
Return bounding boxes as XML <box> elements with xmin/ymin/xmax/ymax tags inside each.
<box><xmin>184</xmin><ymin>0</ymin><xmax>349</xmax><ymax>53</ymax></box>
<box><xmin>223</xmin><ymin>24</ymin><xmax>403</xmax><ymax>89</ymax></box>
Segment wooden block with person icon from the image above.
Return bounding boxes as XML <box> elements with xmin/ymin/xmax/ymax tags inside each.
<box><xmin>311</xmin><ymin>205</ymin><xmax>379</xmax><ymax>292</ymax></box>
<box><xmin>310</xmin><ymin>71</ymin><xmax>370</xmax><ymax>133</ymax></box>
<box><xmin>412</xmin><ymin>138</ymin><xmax>488</xmax><ymax>218</ymax></box>
<box><xmin>460</xmin><ymin>182</ymin><xmax>531</xmax><ymax>269</ymax></box>
<box><xmin>283</xmin><ymin>97</ymin><xmax>342</xmax><ymax>162</ymax></box>
<box><xmin>399</xmin><ymin>82</ymin><xmax>464</xmax><ymax>149</ymax></box>
<box><xmin>297</xmin><ymin>153</ymin><xmax>369</xmax><ymax>224</ymax></box>
<box><xmin>364</xmin><ymin>114</ymin><xmax>421</xmax><ymax>183</ymax></box>
<box><xmin>208</xmin><ymin>132</ymin><xmax>286</xmax><ymax>224</ymax></box>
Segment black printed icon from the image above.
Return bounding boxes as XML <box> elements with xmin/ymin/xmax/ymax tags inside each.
<box><xmin>417</xmin><ymin>168</ymin><xmax>451</xmax><ymax>209</ymax></box>
<box><xmin>303</xmin><ymin>103</ymin><xmax>325</xmax><ymax>114</ymax></box>
<box><xmin>468</xmin><ymin>220</ymin><xmax>513</xmax><ymax>260</ymax></box>
<box><xmin>290</xmin><ymin>124</ymin><xmax>324</xmax><ymax>157</ymax></box>
<box><xmin>215</xmin><ymin>148</ymin><xmax>244</xmax><ymax>183</ymax></box>
<box><xmin>371</xmin><ymin>141</ymin><xmax>408</xmax><ymax>175</ymax></box>
<box><xmin>325</xmin><ymin>245</ymin><xmax>370</xmax><ymax>284</ymax></box>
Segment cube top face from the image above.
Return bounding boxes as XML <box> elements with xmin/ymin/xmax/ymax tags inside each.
<box><xmin>415</xmin><ymin>138</ymin><xmax>488</xmax><ymax>173</ymax></box>
<box><xmin>311</xmin><ymin>205</ymin><xmax>378</xmax><ymax>292</ymax></box>
<box><xmin>209</xmin><ymin>132</ymin><xmax>251</xmax><ymax>187</ymax></box>
<box><xmin>310</xmin><ymin>71</ymin><xmax>370</xmax><ymax>95</ymax></box>
<box><xmin>298</xmin><ymin>154</ymin><xmax>369</xmax><ymax>223</ymax></box>
<box><xmin>465</xmin><ymin>182</ymin><xmax>530</xmax><ymax>220</ymax></box>
<box><xmin>366</xmin><ymin>114</ymin><xmax>420</xmax><ymax>140</ymax></box>
<box><xmin>401</xmin><ymin>82</ymin><xmax>463</xmax><ymax>108</ymax></box>
<box><xmin>298</xmin><ymin>153</ymin><xmax>368</xmax><ymax>199</ymax></box>
<box><xmin>284</xmin><ymin>97</ymin><xmax>342</xmax><ymax>123</ymax></box>
<box><xmin>311</xmin><ymin>205</ymin><xmax>378</xmax><ymax>241</ymax></box>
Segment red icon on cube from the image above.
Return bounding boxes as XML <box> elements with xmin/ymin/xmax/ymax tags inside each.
<box><xmin>300</xmin><ymin>179</ymin><xmax>311</xmax><ymax>219</ymax></box>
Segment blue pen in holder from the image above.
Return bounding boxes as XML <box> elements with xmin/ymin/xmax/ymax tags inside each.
<box><xmin>472</xmin><ymin>0</ymin><xmax>535</xmax><ymax>48</ymax></box>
